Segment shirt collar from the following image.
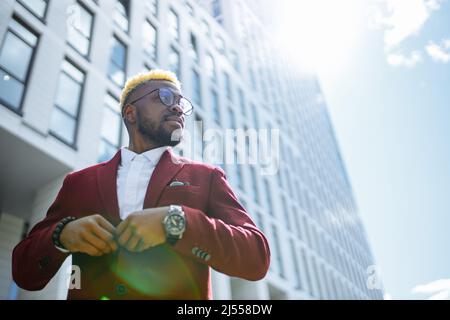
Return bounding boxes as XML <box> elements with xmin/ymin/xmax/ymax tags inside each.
<box><xmin>120</xmin><ymin>146</ymin><xmax>169</xmax><ymax>166</ymax></box>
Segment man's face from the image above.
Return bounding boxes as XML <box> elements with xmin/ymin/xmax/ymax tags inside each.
<box><xmin>126</xmin><ymin>80</ymin><xmax>185</xmax><ymax>147</ymax></box>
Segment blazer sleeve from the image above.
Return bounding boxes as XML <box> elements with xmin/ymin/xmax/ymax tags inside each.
<box><xmin>12</xmin><ymin>175</ymin><xmax>72</xmax><ymax>291</ymax></box>
<box><xmin>173</xmin><ymin>167</ymin><xmax>271</xmax><ymax>281</ymax></box>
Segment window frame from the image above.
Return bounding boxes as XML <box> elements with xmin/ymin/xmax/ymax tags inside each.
<box><xmin>108</xmin><ymin>35</ymin><xmax>127</xmax><ymax>87</ymax></box>
<box><xmin>98</xmin><ymin>92</ymin><xmax>123</xmax><ymax>162</ymax></box>
<box><xmin>0</xmin><ymin>16</ymin><xmax>39</xmax><ymax>115</ymax></box>
<box><xmin>17</xmin><ymin>0</ymin><xmax>49</xmax><ymax>22</ymax></box>
<box><xmin>66</xmin><ymin>1</ymin><xmax>95</xmax><ymax>59</ymax></box>
<box><xmin>49</xmin><ymin>58</ymin><xmax>86</xmax><ymax>149</ymax></box>
<box><xmin>142</xmin><ymin>19</ymin><xmax>158</xmax><ymax>62</ymax></box>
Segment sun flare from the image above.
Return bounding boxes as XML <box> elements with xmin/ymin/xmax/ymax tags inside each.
<box><xmin>273</xmin><ymin>0</ymin><xmax>364</xmax><ymax>75</ymax></box>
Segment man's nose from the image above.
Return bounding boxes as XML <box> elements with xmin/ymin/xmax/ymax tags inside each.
<box><xmin>169</xmin><ymin>104</ymin><xmax>184</xmax><ymax>115</ymax></box>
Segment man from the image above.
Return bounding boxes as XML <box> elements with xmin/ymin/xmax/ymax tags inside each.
<box><xmin>12</xmin><ymin>69</ymin><xmax>270</xmax><ymax>299</ymax></box>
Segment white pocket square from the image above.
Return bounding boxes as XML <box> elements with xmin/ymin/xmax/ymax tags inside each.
<box><xmin>169</xmin><ymin>180</ymin><xmax>190</xmax><ymax>187</ymax></box>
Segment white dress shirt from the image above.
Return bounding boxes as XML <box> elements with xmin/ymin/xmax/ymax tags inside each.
<box><xmin>117</xmin><ymin>146</ymin><xmax>169</xmax><ymax>220</ymax></box>
<box><xmin>55</xmin><ymin>146</ymin><xmax>168</xmax><ymax>252</ymax></box>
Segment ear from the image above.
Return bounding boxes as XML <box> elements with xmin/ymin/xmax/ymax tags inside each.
<box><xmin>123</xmin><ymin>104</ymin><xmax>137</xmax><ymax>124</ymax></box>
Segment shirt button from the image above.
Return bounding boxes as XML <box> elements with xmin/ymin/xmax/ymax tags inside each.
<box><xmin>116</xmin><ymin>284</ymin><xmax>127</xmax><ymax>296</ymax></box>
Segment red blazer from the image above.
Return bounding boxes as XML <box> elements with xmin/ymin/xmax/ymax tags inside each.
<box><xmin>12</xmin><ymin>149</ymin><xmax>270</xmax><ymax>299</ymax></box>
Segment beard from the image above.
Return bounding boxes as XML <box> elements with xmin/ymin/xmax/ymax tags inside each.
<box><xmin>135</xmin><ymin>108</ymin><xmax>182</xmax><ymax>147</ymax></box>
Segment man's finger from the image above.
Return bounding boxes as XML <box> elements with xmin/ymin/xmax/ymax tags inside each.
<box><xmin>118</xmin><ymin>226</ymin><xmax>132</xmax><ymax>246</ymax></box>
<box><xmin>82</xmin><ymin>232</ymin><xmax>110</xmax><ymax>254</ymax></box>
<box><xmin>126</xmin><ymin>235</ymin><xmax>140</xmax><ymax>251</ymax></box>
<box><xmin>91</xmin><ymin>225</ymin><xmax>117</xmax><ymax>251</ymax></box>
<box><xmin>80</xmin><ymin>241</ymin><xmax>103</xmax><ymax>256</ymax></box>
<box><xmin>95</xmin><ymin>215</ymin><xmax>116</xmax><ymax>234</ymax></box>
<box><xmin>116</xmin><ymin>219</ymin><xmax>129</xmax><ymax>236</ymax></box>
<box><xmin>136</xmin><ymin>239</ymin><xmax>152</xmax><ymax>252</ymax></box>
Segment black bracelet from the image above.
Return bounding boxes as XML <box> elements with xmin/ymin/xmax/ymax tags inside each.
<box><xmin>52</xmin><ymin>216</ymin><xmax>77</xmax><ymax>250</ymax></box>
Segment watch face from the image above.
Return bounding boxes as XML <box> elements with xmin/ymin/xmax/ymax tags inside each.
<box><xmin>167</xmin><ymin>213</ymin><xmax>185</xmax><ymax>236</ymax></box>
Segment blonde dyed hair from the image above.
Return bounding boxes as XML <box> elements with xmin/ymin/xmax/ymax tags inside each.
<box><xmin>119</xmin><ymin>69</ymin><xmax>181</xmax><ymax>111</ymax></box>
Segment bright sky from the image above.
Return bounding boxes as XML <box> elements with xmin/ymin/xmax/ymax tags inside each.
<box><xmin>272</xmin><ymin>0</ymin><xmax>450</xmax><ymax>299</ymax></box>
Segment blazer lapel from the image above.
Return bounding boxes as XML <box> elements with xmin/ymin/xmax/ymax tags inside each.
<box><xmin>143</xmin><ymin>148</ymin><xmax>185</xmax><ymax>209</ymax></box>
<box><xmin>97</xmin><ymin>150</ymin><xmax>121</xmax><ymax>223</ymax></box>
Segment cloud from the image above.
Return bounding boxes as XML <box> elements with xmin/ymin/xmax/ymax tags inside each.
<box><xmin>371</xmin><ymin>0</ymin><xmax>444</xmax><ymax>48</ymax></box>
<box><xmin>412</xmin><ymin>279</ymin><xmax>450</xmax><ymax>300</ymax></box>
<box><xmin>370</xmin><ymin>0</ymin><xmax>447</xmax><ymax>67</ymax></box>
<box><xmin>426</xmin><ymin>39</ymin><xmax>450</xmax><ymax>63</ymax></box>
<box><xmin>386</xmin><ymin>51</ymin><xmax>422</xmax><ymax>67</ymax></box>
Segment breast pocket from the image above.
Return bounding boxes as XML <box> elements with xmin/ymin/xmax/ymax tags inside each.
<box><xmin>158</xmin><ymin>185</ymin><xmax>204</xmax><ymax>210</ymax></box>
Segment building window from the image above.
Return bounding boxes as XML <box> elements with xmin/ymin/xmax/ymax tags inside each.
<box><xmin>146</xmin><ymin>0</ymin><xmax>158</xmax><ymax>17</ymax></box>
<box><xmin>290</xmin><ymin>240</ymin><xmax>302</xmax><ymax>290</ymax></box>
<box><xmin>0</xmin><ymin>18</ymin><xmax>38</xmax><ymax>113</ymax></box>
<box><xmin>184</xmin><ymin>1</ymin><xmax>194</xmax><ymax>16</ymax></box>
<box><xmin>210</xmin><ymin>89</ymin><xmax>220</xmax><ymax>125</ymax></box>
<box><xmin>49</xmin><ymin>60</ymin><xmax>85</xmax><ymax>146</ymax></box>
<box><xmin>108</xmin><ymin>36</ymin><xmax>126</xmax><ymax>87</ymax></box>
<box><xmin>194</xmin><ymin>113</ymin><xmax>203</xmax><ymax>155</ymax></box>
<box><xmin>66</xmin><ymin>2</ymin><xmax>94</xmax><ymax>57</ymax></box>
<box><xmin>250</xmin><ymin>103</ymin><xmax>259</xmax><ymax>129</ymax></box>
<box><xmin>301</xmin><ymin>248</ymin><xmax>315</xmax><ymax>297</ymax></box>
<box><xmin>223</xmin><ymin>71</ymin><xmax>232</xmax><ymax>101</ymax></box>
<box><xmin>114</xmin><ymin>0</ymin><xmax>129</xmax><ymax>33</ymax></box>
<box><xmin>168</xmin><ymin>8</ymin><xmax>179</xmax><ymax>42</ymax></box>
<box><xmin>142</xmin><ymin>20</ymin><xmax>157</xmax><ymax>61</ymax></box>
<box><xmin>311</xmin><ymin>257</ymin><xmax>325</xmax><ymax>299</ymax></box>
<box><xmin>238</xmin><ymin>88</ymin><xmax>246</xmax><ymax>118</ymax></box>
<box><xmin>271</xmin><ymin>225</ymin><xmax>285</xmax><ymax>278</ymax></box>
<box><xmin>191</xmin><ymin>68</ymin><xmax>201</xmax><ymax>106</ymax></box>
<box><xmin>205</xmin><ymin>53</ymin><xmax>215</xmax><ymax>81</ymax></box>
<box><xmin>236</xmin><ymin>163</ymin><xmax>244</xmax><ymax>191</ymax></box>
<box><xmin>303</xmin><ymin>215</ymin><xmax>313</xmax><ymax>249</ymax></box>
<box><xmin>255</xmin><ymin>211</ymin><xmax>264</xmax><ymax>232</ymax></box>
<box><xmin>18</xmin><ymin>0</ymin><xmax>48</xmax><ymax>20</ymax></box>
<box><xmin>212</xmin><ymin>0</ymin><xmax>222</xmax><ymax>18</ymax></box>
<box><xmin>189</xmin><ymin>33</ymin><xmax>198</xmax><ymax>63</ymax></box>
<box><xmin>201</xmin><ymin>19</ymin><xmax>210</xmax><ymax>37</ymax></box>
<box><xmin>249</xmin><ymin>66</ymin><xmax>257</xmax><ymax>89</ymax></box>
<box><xmin>168</xmin><ymin>46</ymin><xmax>180</xmax><ymax>78</ymax></box>
<box><xmin>99</xmin><ymin>93</ymin><xmax>122</xmax><ymax>162</ymax></box>
<box><xmin>264</xmin><ymin>179</ymin><xmax>274</xmax><ymax>216</ymax></box>
<box><xmin>230</xmin><ymin>49</ymin><xmax>240</xmax><ymax>71</ymax></box>
<box><xmin>281</xmin><ymin>195</ymin><xmax>291</xmax><ymax>231</ymax></box>
<box><xmin>227</xmin><ymin>106</ymin><xmax>236</xmax><ymax>129</ymax></box>
<box><xmin>250</xmin><ymin>166</ymin><xmax>260</xmax><ymax>204</ymax></box>
<box><xmin>293</xmin><ymin>210</ymin><xmax>302</xmax><ymax>240</ymax></box>
<box><xmin>215</xmin><ymin>36</ymin><xmax>225</xmax><ymax>55</ymax></box>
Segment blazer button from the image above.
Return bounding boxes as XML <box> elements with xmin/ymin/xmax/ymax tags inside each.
<box><xmin>116</xmin><ymin>284</ymin><xmax>127</xmax><ymax>296</ymax></box>
<box><xmin>204</xmin><ymin>254</ymin><xmax>211</xmax><ymax>261</ymax></box>
<box><xmin>192</xmin><ymin>247</ymin><xmax>199</xmax><ymax>256</ymax></box>
<box><xmin>196</xmin><ymin>250</ymin><xmax>204</xmax><ymax>258</ymax></box>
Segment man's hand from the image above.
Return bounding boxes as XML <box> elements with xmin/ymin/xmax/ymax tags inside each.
<box><xmin>116</xmin><ymin>207</ymin><xmax>169</xmax><ymax>252</ymax></box>
<box><xmin>59</xmin><ymin>214</ymin><xmax>117</xmax><ymax>256</ymax></box>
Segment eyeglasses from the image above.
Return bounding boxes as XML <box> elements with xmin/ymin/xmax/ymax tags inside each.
<box><xmin>126</xmin><ymin>87</ymin><xmax>194</xmax><ymax>116</ymax></box>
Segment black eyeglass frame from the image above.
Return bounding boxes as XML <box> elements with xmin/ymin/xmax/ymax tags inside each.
<box><xmin>124</xmin><ymin>87</ymin><xmax>194</xmax><ymax>116</ymax></box>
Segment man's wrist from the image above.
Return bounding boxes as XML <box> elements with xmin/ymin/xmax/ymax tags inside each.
<box><xmin>52</xmin><ymin>216</ymin><xmax>77</xmax><ymax>251</ymax></box>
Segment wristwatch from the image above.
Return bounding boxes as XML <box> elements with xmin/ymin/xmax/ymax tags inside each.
<box><xmin>163</xmin><ymin>205</ymin><xmax>186</xmax><ymax>245</ymax></box>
